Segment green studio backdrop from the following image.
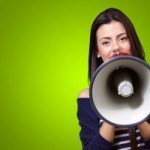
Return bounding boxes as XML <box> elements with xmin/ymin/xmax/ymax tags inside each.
<box><xmin>0</xmin><ymin>0</ymin><xmax>150</xmax><ymax>150</ymax></box>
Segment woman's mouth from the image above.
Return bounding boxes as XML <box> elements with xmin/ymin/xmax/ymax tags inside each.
<box><xmin>109</xmin><ymin>52</ymin><xmax>131</xmax><ymax>59</ymax></box>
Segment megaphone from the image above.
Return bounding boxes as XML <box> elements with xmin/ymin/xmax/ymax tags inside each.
<box><xmin>90</xmin><ymin>55</ymin><xmax>150</xmax><ymax>127</ymax></box>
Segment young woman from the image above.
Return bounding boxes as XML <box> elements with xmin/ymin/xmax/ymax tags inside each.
<box><xmin>77</xmin><ymin>8</ymin><xmax>150</xmax><ymax>150</ymax></box>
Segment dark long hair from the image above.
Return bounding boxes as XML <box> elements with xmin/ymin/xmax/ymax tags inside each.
<box><xmin>88</xmin><ymin>8</ymin><xmax>145</xmax><ymax>81</ymax></box>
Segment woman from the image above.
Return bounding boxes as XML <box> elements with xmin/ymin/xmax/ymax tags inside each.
<box><xmin>77</xmin><ymin>8</ymin><xmax>150</xmax><ymax>150</ymax></box>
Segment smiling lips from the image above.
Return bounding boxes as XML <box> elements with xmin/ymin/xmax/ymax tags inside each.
<box><xmin>109</xmin><ymin>52</ymin><xmax>131</xmax><ymax>59</ymax></box>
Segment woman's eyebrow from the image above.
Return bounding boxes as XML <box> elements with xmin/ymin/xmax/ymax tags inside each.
<box><xmin>98</xmin><ymin>37</ymin><xmax>111</xmax><ymax>41</ymax></box>
<box><xmin>117</xmin><ymin>33</ymin><xmax>127</xmax><ymax>38</ymax></box>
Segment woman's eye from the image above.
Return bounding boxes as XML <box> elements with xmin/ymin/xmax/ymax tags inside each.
<box><xmin>102</xmin><ymin>41</ymin><xmax>110</xmax><ymax>45</ymax></box>
<box><xmin>120</xmin><ymin>37</ymin><xmax>128</xmax><ymax>42</ymax></box>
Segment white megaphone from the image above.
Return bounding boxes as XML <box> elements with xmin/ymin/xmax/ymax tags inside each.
<box><xmin>90</xmin><ymin>55</ymin><xmax>150</xmax><ymax>127</ymax></box>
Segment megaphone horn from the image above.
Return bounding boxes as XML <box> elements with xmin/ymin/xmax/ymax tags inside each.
<box><xmin>90</xmin><ymin>55</ymin><xmax>150</xmax><ymax>127</ymax></box>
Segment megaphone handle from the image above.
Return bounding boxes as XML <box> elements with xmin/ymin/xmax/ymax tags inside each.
<box><xmin>129</xmin><ymin>127</ymin><xmax>137</xmax><ymax>149</ymax></box>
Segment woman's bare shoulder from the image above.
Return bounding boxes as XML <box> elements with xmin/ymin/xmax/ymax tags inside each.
<box><xmin>78</xmin><ymin>88</ymin><xmax>89</xmax><ymax>98</ymax></box>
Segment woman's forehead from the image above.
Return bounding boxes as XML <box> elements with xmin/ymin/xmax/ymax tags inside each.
<box><xmin>96</xmin><ymin>21</ymin><xmax>126</xmax><ymax>39</ymax></box>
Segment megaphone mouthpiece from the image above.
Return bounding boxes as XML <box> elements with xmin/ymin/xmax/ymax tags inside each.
<box><xmin>118</xmin><ymin>80</ymin><xmax>134</xmax><ymax>97</ymax></box>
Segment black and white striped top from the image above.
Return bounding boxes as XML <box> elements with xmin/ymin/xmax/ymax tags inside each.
<box><xmin>100</xmin><ymin>119</ymin><xmax>146</xmax><ymax>149</ymax></box>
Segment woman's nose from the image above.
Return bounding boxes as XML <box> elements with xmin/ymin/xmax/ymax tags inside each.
<box><xmin>112</xmin><ymin>41</ymin><xmax>119</xmax><ymax>50</ymax></box>
<box><xmin>113</xmin><ymin>49</ymin><xmax>120</xmax><ymax>55</ymax></box>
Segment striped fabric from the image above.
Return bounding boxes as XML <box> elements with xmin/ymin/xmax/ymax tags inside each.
<box><xmin>99</xmin><ymin>119</ymin><xmax>145</xmax><ymax>150</ymax></box>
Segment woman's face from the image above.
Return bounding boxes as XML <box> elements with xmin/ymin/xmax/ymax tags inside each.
<box><xmin>96</xmin><ymin>20</ymin><xmax>131</xmax><ymax>62</ymax></box>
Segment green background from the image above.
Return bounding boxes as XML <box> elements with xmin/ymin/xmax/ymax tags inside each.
<box><xmin>0</xmin><ymin>0</ymin><xmax>150</xmax><ymax>150</ymax></box>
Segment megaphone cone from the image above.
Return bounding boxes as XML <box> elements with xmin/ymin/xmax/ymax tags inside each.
<box><xmin>90</xmin><ymin>55</ymin><xmax>150</xmax><ymax>127</ymax></box>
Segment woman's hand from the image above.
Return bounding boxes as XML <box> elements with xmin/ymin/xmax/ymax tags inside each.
<box><xmin>99</xmin><ymin>122</ymin><xmax>116</xmax><ymax>142</ymax></box>
<box><xmin>138</xmin><ymin>121</ymin><xmax>150</xmax><ymax>141</ymax></box>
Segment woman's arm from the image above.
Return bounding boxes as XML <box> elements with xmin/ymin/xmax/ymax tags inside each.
<box><xmin>77</xmin><ymin>98</ymin><xmax>113</xmax><ymax>150</ymax></box>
